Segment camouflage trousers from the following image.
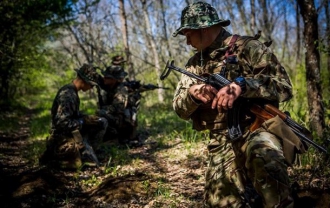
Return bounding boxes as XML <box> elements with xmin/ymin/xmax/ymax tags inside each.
<box><xmin>41</xmin><ymin>120</ymin><xmax>108</xmax><ymax>169</ymax></box>
<box><xmin>204</xmin><ymin>130</ymin><xmax>293</xmax><ymax>208</ymax></box>
<box><xmin>43</xmin><ymin>134</ymin><xmax>82</xmax><ymax>169</ymax></box>
<box><xmin>80</xmin><ymin>119</ymin><xmax>108</xmax><ymax>151</ymax></box>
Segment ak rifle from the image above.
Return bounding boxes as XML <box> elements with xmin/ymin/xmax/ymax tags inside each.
<box><xmin>160</xmin><ymin>60</ymin><xmax>327</xmax><ymax>154</ymax></box>
<box><xmin>123</xmin><ymin>79</ymin><xmax>169</xmax><ymax>92</ymax></box>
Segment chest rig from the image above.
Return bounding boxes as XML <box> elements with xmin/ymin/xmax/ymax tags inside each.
<box><xmin>191</xmin><ymin>33</ymin><xmax>264</xmax><ymax>139</ymax></box>
<box><xmin>220</xmin><ymin>34</ymin><xmax>240</xmax><ymax>78</ymax></box>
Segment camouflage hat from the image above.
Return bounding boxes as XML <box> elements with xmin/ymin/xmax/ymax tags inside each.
<box><xmin>102</xmin><ymin>65</ymin><xmax>128</xmax><ymax>79</ymax></box>
<box><xmin>173</xmin><ymin>1</ymin><xmax>230</xmax><ymax>37</ymax></box>
<box><xmin>74</xmin><ymin>64</ymin><xmax>100</xmax><ymax>86</ymax></box>
<box><xmin>112</xmin><ymin>55</ymin><xmax>126</xmax><ymax>65</ymax></box>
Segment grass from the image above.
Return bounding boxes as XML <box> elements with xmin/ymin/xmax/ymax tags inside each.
<box><xmin>1</xmin><ymin>90</ymin><xmax>330</xmax><ymax>206</ymax></box>
<box><xmin>2</xmin><ymin>90</ymin><xmax>330</xmax><ymax>167</ymax></box>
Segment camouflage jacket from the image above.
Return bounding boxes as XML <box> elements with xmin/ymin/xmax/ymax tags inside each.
<box><xmin>173</xmin><ymin>29</ymin><xmax>293</xmax><ymax>131</ymax></box>
<box><xmin>51</xmin><ymin>83</ymin><xmax>82</xmax><ymax>134</ymax></box>
<box><xmin>98</xmin><ymin>83</ymin><xmax>129</xmax><ymax>116</ymax></box>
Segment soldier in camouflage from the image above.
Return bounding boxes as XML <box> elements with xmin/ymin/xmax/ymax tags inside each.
<box><xmin>97</xmin><ymin>56</ymin><xmax>136</xmax><ymax>144</ymax></box>
<box><xmin>172</xmin><ymin>2</ymin><xmax>304</xmax><ymax>207</ymax></box>
<box><xmin>39</xmin><ymin>64</ymin><xmax>108</xmax><ymax>170</ymax></box>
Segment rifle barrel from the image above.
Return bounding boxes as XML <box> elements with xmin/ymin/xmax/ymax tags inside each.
<box><xmin>291</xmin><ymin>128</ymin><xmax>327</xmax><ymax>153</ymax></box>
<box><xmin>167</xmin><ymin>61</ymin><xmax>207</xmax><ymax>83</ymax></box>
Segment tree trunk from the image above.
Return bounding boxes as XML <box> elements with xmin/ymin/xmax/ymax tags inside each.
<box><xmin>119</xmin><ymin>0</ymin><xmax>134</xmax><ymax>79</ymax></box>
<box><xmin>259</xmin><ymin>0</ymin><xmax>271</xmax><ymax>39</ymax></box>
<box><xmin>250</xmin><ymin>0</ymin><xmax>256</xmax><ymax>33</ymax></box>
<box><xmin>297</xmin><ymin>0</ymin><xmax>325</xmax><ymax>137</ymax></box>
<box><xmin>140</xmin><ymin>0</ymin><xmax>164</xmax><ymax>102</ymax></box>
<box><xmin>0</xmin><ymin>68</ymin><xmax>9</xmax><ymax>101</ymax></box>
<box><xmin>235</xmin><ymin>0</ymin><xmax>250</xmax><ymax>35</ymax></box>
<box><xmin>325</xmin><ymin>1</ymin><xmax>330</xmax><ymax>75</ymax></box>
<box><xmin>160</xmin><ymin>0</ymin><xmax>171</xmax><ymax>58</ymax></box>
<box><xmin>281</xmin><ymin>5</ymin><xmax>288</xmax><ymax>62</ymax></box>
<box><xmin>296</xmin><ymin>2</ymin><xmax>302</xmax><ymax>64</ymax></box>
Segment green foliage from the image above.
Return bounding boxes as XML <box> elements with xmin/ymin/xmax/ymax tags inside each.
<box><xmin>80</xmin><ymin>174</ymin><xmax>102</xmax><ymax>187</ymax></box>
<box><xmin>0</xmin><ymin>0</ymin><xmax>77</xmax><ymax>106</ymax></box>
<box><xmin>317</xmin><ymin>39</ymin><xmax>330</xmax><ymax>55</ymax></box>
<box><xmin>138</xmin><ymin>100</ymin><xmax>191</xmax><ymax>135</ymax></box>
<box><xmin>320</xmin><ymin>52</ymin><xmax>330</xmax><ymax>127</ymax></box>
<box><xmin>154</xmin><ymin>178</ymin><xmax>171</xmax><ymax>198</ymax></box>
<box><xmin>282</xmin><ymin>64</ymin><xmax>309</xmax><ymax>127</ymax></box>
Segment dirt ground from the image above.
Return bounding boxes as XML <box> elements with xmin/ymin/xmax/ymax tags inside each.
<box><xmin>0</xmin><ymin>111</ymin><xmax>330</xmax><ymax>208</ymax></box>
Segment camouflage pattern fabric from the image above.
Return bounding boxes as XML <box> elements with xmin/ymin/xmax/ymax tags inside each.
<box><xmin>173</xmin><ymin>1</ymin><xmax>230</xmax><ymax>37</ymax></box>
<box><xmin>172</xmin><ymin>29</ymin><xmax>294</xmax><ymax>207</ymax></box>
<box><xmin>41</xmin><ymin>83</ymin><xmax>107</xmax><ymax>169</ymax></box>
<box><xmin>80</xmin><ymin>115</ymin><xmax>108</xmax><ymax>151</ymax></box>
<box><xmin>111</xmin><ymin>55</ymin><xmax>127</xmax><ymax>65</ymax></box>
<box><xmin>42</xmin><ymin>134</ymin><xmax>82</xmax><ymax>170</ymax></box>
<box><xmin>126</xmin><ymin>90</ymin><xmax>141</xmax><ymax>126</ymax></box>
<box><xmin>75</xmin><ymin>63</ymin><xmax>101</xmax><ymax>86</ymax></box>
<box><xmin>173</xmin><ymin>29</ymin><xmax>293</xmax><ymax>121</ymax></box>
<box><xmin>98</xmin><ymin>83</ymin><xmax>132</xmax><ymax>141</ymax></box>
<box><xmin>205</xmin><ymin>131</ymin><xmax>292</xmax><ymax>207</ymax></box>
<box><xmin>99</xmin><ymin>83</ymin><xmax>128</xmax><ymax>118</ymax></box>
<box><xmin>102</xmin><ymin>65</ymin><xmax>128</xmax><ymax>79</ymax></box>
<box><xmin>51</xmin><ymin>83</ymin><xmax>82</xmax><ymax>132</ymax></box>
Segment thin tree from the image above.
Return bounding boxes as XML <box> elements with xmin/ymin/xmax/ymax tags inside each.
<box><xmin>119</xmin><ymin>0</ymin><xmax>134</xmax><ymax>79</ymax></box>
<box><xmin>259</xmin><ymin>0</ymin><xmax>273</xmax><ymax>39</ymax></box>
<box><xmin>296</xmin><ymin>2</ymin><xmax>302</xmax><ymax>65</ymax></box>
<box><xmin>160</xmin><ymin>0</ymin><xmax>172</xmax><ymax>59</ymax></box>
<box><xmin>281</xmin><ymin>4</ymin><xmax>289</xmax><ymax>62</ymax></box>
<box><xmin>250</xmin><ymin>0</ymin><xmax>257</xmax><ymax>33</ymax></box>
<box><xmin>140</xmin><ymin>0</ymin><xmax>165</xmax><ymax>102</ymax></box>
<box><xmin>325</xmin><ymin>1</ymin><xmax>330</xmax><ymax>75</ymax></box>
<box><xmin>297</xmin><ymin>0</ymin><xmax>325</xmax><ymax>137</ymax></box>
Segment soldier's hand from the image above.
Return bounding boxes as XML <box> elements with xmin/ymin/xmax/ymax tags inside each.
<box><xmin>211</xmin><ymin>83</ymin><xmax>241</xmax><ymax>112</ymax></box>
<box><xmin>188</xmin><ymin>84</ymin><xmax>217</xmax><ymax>104</ymax></box>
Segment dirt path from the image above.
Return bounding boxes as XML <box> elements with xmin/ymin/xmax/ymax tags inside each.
<box><xmin>0</xmin><ymin>110</ymin><xmax>206</xmax><ymax>207</ymax></box>
<box><xmin>0</xmin><ymin>110</ymin><xmax>330</xmax><ymax>207</ymax></box>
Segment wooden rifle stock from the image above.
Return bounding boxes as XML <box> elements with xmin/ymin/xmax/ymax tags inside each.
<box><xmin>249</xmin><ymin>105</ymin><xmax>274</xmax><ymax>132</ymax></box>
<box><xmin>250</xmin><ymin>104</ymin><xmax>327</xmax><ymax>153</ymax></box>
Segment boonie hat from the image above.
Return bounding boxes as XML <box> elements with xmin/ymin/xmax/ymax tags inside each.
<box><xmin>112</xmin><ymin>55</ymin><xmax>126</xmax><ymax>65</ymax></box>
<box><xmin>173</xmin><ymin>1</ymin><xmax>230</xmax><ymax>37</ymax></box>
<box><xmin>102</xmin><ymin>65</ymin><xmax>128</xmax><ymax>79</ymax></box>
<box><xmin>74</xmin><ymin>64</ymin><xmax>100</xmax><ymax>86</ymax></box>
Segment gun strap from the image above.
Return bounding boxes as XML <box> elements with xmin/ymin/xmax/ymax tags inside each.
<box><xmin>224</xmin><ymin>34</ymin><xmax>242</xmax><ymax>141</ymax></box>
<box><xmin>221</xmin><ymin>34</ymin><xmax>240</xmax><ymax>77</ymax></box>
<box><xmin>225</xmin><ymin>34</ymin><xmax>240</xmax><ymax>58</ymax></box>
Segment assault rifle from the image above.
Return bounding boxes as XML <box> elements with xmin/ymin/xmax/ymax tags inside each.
<box><xmin>123</xmin><ymin>79</ymin><xmax>169</xmax><ymax>92</ymax></box>
<box><xmin>160</xmin><ymin>60</ymin><xmax>327</xmax><ymax>153</ymax></box>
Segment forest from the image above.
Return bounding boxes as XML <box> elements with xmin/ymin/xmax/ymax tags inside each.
<box><xmin>0</xmin><ymin>0</ymin><xmax>330</xmax><ymax>207</ymax></box>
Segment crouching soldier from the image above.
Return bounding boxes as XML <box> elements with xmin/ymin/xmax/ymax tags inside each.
<box><xmin>97</xmin><ymin>56</ymin><xmax>130</xmax><ymax>144</ymax></box>
<box><xmin>39</xmin><ymin>64</ymin><xmax>108</xmax><ymax>170</ymax></box>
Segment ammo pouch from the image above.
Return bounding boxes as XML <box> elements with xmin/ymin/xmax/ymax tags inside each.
<box><xmin>253</xmin><ymin>115</ymin><xmax>307</xmax><ymax>165</ymax></box>
<box><xmin>191</xmin><ymin>103</ymin><xmax>227</xmax><ymax>131</ymax></box>
<box><xmin>71</xmin><ymin>129</ymin><xmax>84</xmax><ymax>149</ymax></box>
